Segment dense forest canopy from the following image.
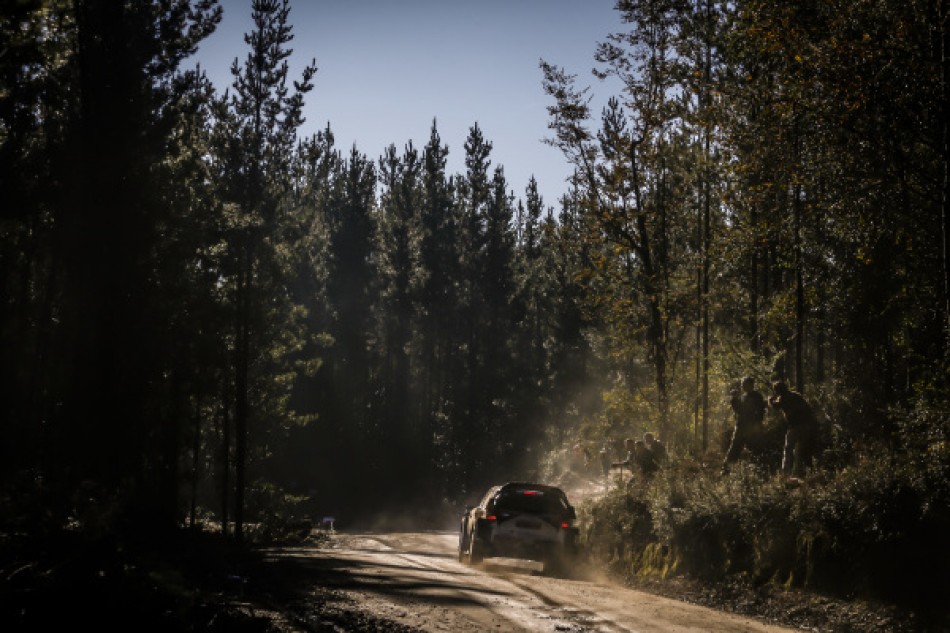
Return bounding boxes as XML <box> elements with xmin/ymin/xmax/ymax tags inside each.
<box><xmin>1</xmin><ymin>0</ymin><xmax>948</xmax><ymax>561</ymax></box>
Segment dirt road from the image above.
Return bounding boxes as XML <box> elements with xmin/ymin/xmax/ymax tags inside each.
<box><xmin>265</xmin><ymin>530</ymin><xmax>798</xmax><ymax>632</ymax></box>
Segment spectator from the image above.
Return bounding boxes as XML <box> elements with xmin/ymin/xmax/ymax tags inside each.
<box><xmin>640</xmin><ymin>432</ymin><xmax>666</xmax><ymax>476</ymax></box>
<box><xmin>611</xmin><ymin>438</ymin><xmax>636</xmax><ymax>473</ymax></box>
<box><xmin>768</xmin><ymin>381</ymin><xmax>819</xmax><ymax>479</ymax></box>
<box><xmin>722</xmin><ymin>376</ymin><xmax>767</xmax><ymax>474</ymax></box>
<box><xmin>598</xmin><ymin>443</ymin><xmax>611</xmax><ymax>480</ymax></box>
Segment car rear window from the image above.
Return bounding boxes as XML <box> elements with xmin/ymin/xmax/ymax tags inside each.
<box><xmin>493</xmin><ymin>488</ymin><xmax>568</xmax><ymax>514</ymax></box>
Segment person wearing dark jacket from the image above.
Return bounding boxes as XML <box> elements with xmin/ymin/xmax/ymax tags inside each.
<box><xmin>722</xmin><ymin>376</ymin><xmax>766</xmax><ymax>473</ymax></box>
<box><xmin>768</xmin><ymin>381</ymin><xmax>819</xmax><ymax>478</ymax></box>
<box><xmin>611</xmin><ymin>438</ymin><xmax>635</xmax><ymax>473</ymax></box>
<box><xmin>640</xmin><ymin>432</ymin><xmax>666</xmax><ymax>475</ymax></box>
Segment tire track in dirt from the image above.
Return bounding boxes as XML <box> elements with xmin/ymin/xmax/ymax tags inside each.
<box><xmin>273</xmin><ymin>531</ymin><xmax>799</xmax><ymax>632</ymax></box>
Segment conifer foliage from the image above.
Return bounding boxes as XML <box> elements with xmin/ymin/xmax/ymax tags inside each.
<box><xmin>0</xmin><ymin>1</ymin><xmax>947</xmax><ymax>580</ymax></box>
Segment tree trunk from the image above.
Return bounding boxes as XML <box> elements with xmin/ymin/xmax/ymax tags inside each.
<box><xmin>701</xmin><ymin>13</ymin><xmax>712</xmax><ymax>451</ymax></box>
<box><xmin>220</xmin><ymin>377</ymin><xmax>231</xmax><ymax>537</ymax></box>
<box><xmin>750</xmin><ymin>207</ymin><xmax>760</xmax><ymax>355</ymax></box>
<box><xmin>942</xmin><ymin>1</ymin><xmax>950</xmax><ymax>336</ymax></box>
<box><xmin>630</xmin><ymin>141</ymin><xmax>669</xmax><ymax>438</ymax></box>
<box><xmin>794</xmin><ymin>180</ymin><xmax>805</xmax><ymax>391</ymax></box>
<box><xmin>190</xmin><ymin>396</ymin><xmax>202</xmax><ymax>529</ymax></box>
<box><xmin>701</xmin><ymin>146</ymin><xmax>711</xmax><ymax>453</ymax></box>
<box><xmin>234</xmin><ymin>245</ymin><xmax>250</xmax><ymax>543</ymax></box>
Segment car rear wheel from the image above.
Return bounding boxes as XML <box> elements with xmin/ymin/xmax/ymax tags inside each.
<box><xmin>544</xmin><ymin>551</ymin><xmax>566</xmax><ymax>577</ymax></box>
<box><xmin>468</xmin><ymin>531</ymin><xmax>485</xmax><ymax>564</ymax></box>
<box><xmin>458</xmin><ymin>529</ymin><xmax>470</xmax><ymax>563</ymax></box>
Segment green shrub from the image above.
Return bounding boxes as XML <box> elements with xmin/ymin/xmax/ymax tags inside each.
<box><xmin>649</xmin><ymin>461</ymin><xmax>800</xmax><ymax>583</ymax></box>
<box><xmin>244</xmin><ymin>480</ymin><xmax>313</xmax><ymax>544</ymax></box>
<box><xmin>579</xmin><ymin>439</ymin><xmax>950</xmax><ymax>613</ymax></box>
<box><xmin>580</xmin><ymin>484</ymin><xmax>655</xmax><ymax>570</ymax></box>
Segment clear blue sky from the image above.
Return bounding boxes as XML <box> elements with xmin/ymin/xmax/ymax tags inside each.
<box><xmin>194</xmin><ymin>0</ymin><xmax>621</xmax><ymax>210</ymax></box>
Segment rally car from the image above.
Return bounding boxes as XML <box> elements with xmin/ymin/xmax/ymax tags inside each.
<box><xmin>457</xmin><ymin>482</ymin><xmax>579</xmax><ymax>574</ymax></box>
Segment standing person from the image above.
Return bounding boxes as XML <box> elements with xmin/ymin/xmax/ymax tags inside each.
<box><xmin>599</xmin><ymin>443</ymin><xmax>611</xmax><ymax>483</ymax></box>
<box><xmin>611</xmin><ymin>438</ymin><xmax>635</xmax><ymax>477</ymax></box>
<box><xmin>768</xmin><ymin>381</ymin><xmax>819</xmax><ymax>479</ymax></box>
<box><xmin>631</xmin><ymin>440</ymin><xmax>650</xmax><ymax>474</ymax></box>
<box><xmin>570</xmin><ymin>443</ymin><xmax>586</xmax><ymax>473</ymax></box>
<box><xmin>721</xmin><ymin>376</ymin><xmax>767</xmax><ymax>474</ymax></box>
<box><xmin>640</xmin><ymin>432</ymin><xmax>666</xmax><ymax>476</ymax></box>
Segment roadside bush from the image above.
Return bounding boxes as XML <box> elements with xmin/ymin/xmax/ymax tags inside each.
<box><xmin>245</xmin><ymin>480</ymin><xmax>313</xmax><ymax>544</ymax></box>
<box><xmin>648</xmin><ymin>461</ymin><xmax>799</xmax><ymax>583</ymax></box>
<box><xmin>580</xmin><ymin>432</ymin><xmax>950</xmax><ymax>616</ymax></box>
<box><xmin>581</xmin><ymin>483</ymin><xmax>654</xmax><ymax>569</ymax></box>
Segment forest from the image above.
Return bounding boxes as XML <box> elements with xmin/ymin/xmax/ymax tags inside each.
<box><xmin>1</xmin><ymin>0</ymin><xmax>949</xmax><ymax>628</ymax></box>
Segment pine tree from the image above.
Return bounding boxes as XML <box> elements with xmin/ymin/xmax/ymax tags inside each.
<box><xmin>212</xmin><ymin>0</ymin><xmax>315</xmax><ymax>540</ymax></box>
<box><xmin>0</xmin><ymin>0</ymin><xmax>223</xmax><ymax>529</ymax></box>
<box><xmin>481</xmin><ymin>166</ymin><xmax>519</xmax><ymax>461</ymax></box>
<box><xmin>416</xmin><ymin>121</ymin><xmax>462</xmax><ymax>492</ymax></box>
<box><xmin>320</xmin><ymin>146</ymin><xmax>379</xmax><ymax>502</ymax></box>
<box><xmin>377</xmin><ymin>141</ymin><xmax>422</xmax><ymax>492</ymax></box>
<box><xmin>456</xmin><ymin>123</ymin><xmax>493</xmax><ymax>488</ymax></box>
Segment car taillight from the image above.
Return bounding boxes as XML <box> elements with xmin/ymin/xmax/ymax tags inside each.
<box><xmin>487</xmin><ymin>515</ymin><xmax>497</xmax><ymax>521</ymax></box>
<box><xmin>523</xmin><ymin>490</ymin><xmax>538</xmax><ymax>495</ymax></box>
<box><xmin>560</xmin><ymin>522</ymin><xmax>571</xmax><ymax>529</ymax></box>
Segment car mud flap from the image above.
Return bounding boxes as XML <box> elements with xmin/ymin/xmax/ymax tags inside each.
<box><xmin>474</xmin><ymin>518</ymin><xmax>494</xmax><ymax>540</ymax></box>
<box><xmin>472</xmin><ymin>518</ymin><xmax>495</xmax><ymax>560</ymax></box>
<box><xmin>563</xmin><ymin>527</ymin><xmax>580</xmax><ymax>551</ymax></box>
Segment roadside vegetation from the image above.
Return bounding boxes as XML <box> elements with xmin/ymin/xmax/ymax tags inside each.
<box><xmin>555</xmin><ymin>396</ymin><xmax>950</xmax><ymax>630</ymax></box>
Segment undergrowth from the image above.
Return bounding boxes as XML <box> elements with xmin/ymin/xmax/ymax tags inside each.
<box><xmin>576</xmin><ymin>412</ymin><xmax>950</xmax><ymax>624</ymax></box>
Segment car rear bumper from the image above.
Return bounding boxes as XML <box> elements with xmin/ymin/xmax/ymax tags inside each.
<box><xmin>481</xmin><ymin>525</ymin><xmax>579</xmax><ymax>561</ymax></box>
